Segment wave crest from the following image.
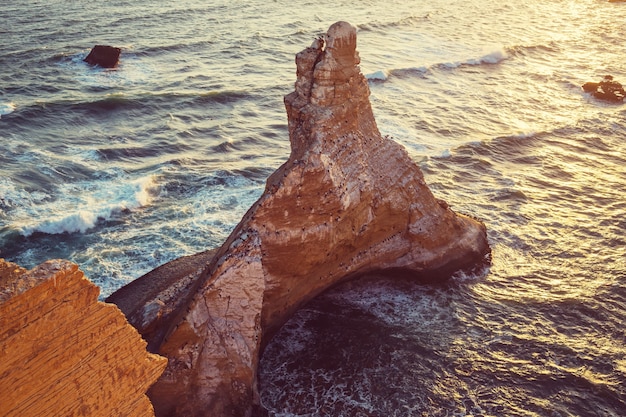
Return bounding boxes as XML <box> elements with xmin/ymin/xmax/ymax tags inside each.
<box><xmin>366</xmin><ymin>47</ymin><xmax>507</xmax><ymax>83</ymax></box>
<box><xmin>438</xmin><ymin>47</ymin><xmax>508</xmax><ymax>69</ymax></box>
<box><xmin>18</xmin><ymin>175</ymin><xmax>158</xmax><ymax>236</ymax></box>
<box><xmin>0</xmin><ymin>102</ymin><xmax>16</xmax><ymax>118</ymax></box>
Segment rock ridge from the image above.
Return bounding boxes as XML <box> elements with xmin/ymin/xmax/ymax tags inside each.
<box><xmin>134</xmin><ymin>21</ymin><xmax>490</xmax><ymax>417</ymax></box>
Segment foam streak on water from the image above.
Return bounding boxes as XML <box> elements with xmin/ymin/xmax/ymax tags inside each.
<box><xmin>1</xmin><ymin>0</ymin><xmax>626</xmax><ymax>415</ymax></box>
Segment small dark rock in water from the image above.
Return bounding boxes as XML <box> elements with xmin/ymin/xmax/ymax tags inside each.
<box><xmin>84</xmin><ymin>45</ymin><xmax>121</xmax><ymax>68</ymax></box>
<box><xmin>582</xmin><ymin>75</ymin><xmax>625</xmax><ymax>102</ymax></box>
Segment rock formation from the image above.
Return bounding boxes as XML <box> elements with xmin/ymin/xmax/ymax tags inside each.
<box><xmin>106</xmin><ymin>249</ymin><xmax>216</xmax><ymax>352</ymax></box>
<box><xmin>110</xmin><ymin>21</ymin><xmax>490</xmax><ymax>417</ymax></box>
<box><xmin>84</xmin><ymin>44</ymin><xmax>121</xmax><ymax>68</ymax></box>
<box><xmin>582</xmin><ymin>75</ymin><xmax>625</xmax><ymax>102</ymax></box>
<box><xmin>0</xmin><ymin>258</ymin><xmax>167</xmax><ymax>417</ymax></box>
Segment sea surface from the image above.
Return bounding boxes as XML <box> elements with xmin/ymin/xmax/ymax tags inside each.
<box><xmin>1</xmin><ymin>0</ymin><xmax>625</xmax><ymax>416</ymax></box>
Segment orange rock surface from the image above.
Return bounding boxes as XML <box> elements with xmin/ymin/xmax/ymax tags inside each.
<box><xmin>144</xmin><ymin>21</ymin><xmax>490</xmax><ymax>416</ymax></box>
<box><xmin>0</xmin><ymin>258</ymin><xmax>167</xmax><ymax>417</ymax></box>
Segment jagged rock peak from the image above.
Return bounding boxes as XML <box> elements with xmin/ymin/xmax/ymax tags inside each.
<box><xmin>292</xmin><ymin>21</ymin><xmax>363</xmax><ymax>108</ymax></box>
<box><xmin>315</xmin><ymin>21</ymin><xmax>360</xmax><ymax>83</ymax></box>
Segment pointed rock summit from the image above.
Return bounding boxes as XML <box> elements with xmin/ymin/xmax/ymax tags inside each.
<box><xmin>139</xmin><ymin>21</ymin><xmax>490</xmax><ymax>416</ymax></box>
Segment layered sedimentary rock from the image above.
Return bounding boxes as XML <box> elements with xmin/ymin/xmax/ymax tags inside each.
<box><xmin>135</xmin><ymin>21</ymin><xmax>490</xmax><ymax>417</ymax></box>
<box><xmin>0</xmin><ymin>259</ymin><xmax>167</xmax><ymax>417</ymax></box>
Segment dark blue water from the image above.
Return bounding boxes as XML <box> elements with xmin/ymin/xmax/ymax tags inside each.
<box><xmin>1</xmin><ymin>0</ymin><xmax>625</xmax><ymax>415</ymax></box>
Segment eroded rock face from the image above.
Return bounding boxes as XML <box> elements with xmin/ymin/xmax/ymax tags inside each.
<box><xmin>147</xmin><ymin>21</ymin><xmax>490</xmax><ymax>416</ymax></box>
<box><xmin>106</xmin><ymin>250</ymin><xmax>217</xmax><ymax>353</ymax></box>
<box><xmin>0</xmin><ymin>259</ymin><xmax>167</xmax><ymax>417</ymax></box>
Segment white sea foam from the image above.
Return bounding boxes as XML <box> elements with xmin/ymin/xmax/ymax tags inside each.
<box><xmin>325</xmin><ymin>279</ymin><xmax>454</xmax><ymax>328</ymax></box>
<box><xmin>18</xmin><ymin>175</ymin><xmax>158</xmax><ymax>236</ymax></box>
<box><xmin>64</xmin><ymin>50</ymin><xmax>154</xmax><ymax>88</ymax></box>
<box><xmin>364</xmin><ymin>46</ymin><xmax>505</xmax><ymax>82</ymax></box>
<box><xmin>0</xmin><ymin>178</ymin><xmax>49</xmax><ymax>210</ymax></box>
<box><xmin>451</xmin><ymin>262</ymin><xmax>491</xmax><ymax>283</ymax></box>
<box><xmin>29</xmin><ymin>211</ymin><xmax>99</xmax><ymax>235</ymax></box>
<box><xmin>366</xmin><ymin>70</ymin><xmax>389</xmax><ymax>81</ymax></box>
<box><xmin>441</xmin><ymin>47</ymin><xmax>508</xmax><ymax>69</ymax></box>
<box><xmin>473</xmin><ymin>48</ymin><xmax>508</xmax><ymax>64</ymax></box>
<box><xmin>0</xmin><ymin>102</ymin><xmax>16</xmax><ymax>118</ymax></box>
<box><xmin>510</xmin><ymin>131</ymin><xmax>537</xmax><ymax>139</ymax></box>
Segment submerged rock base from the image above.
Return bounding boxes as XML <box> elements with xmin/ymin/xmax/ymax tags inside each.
<box><xmin>122</xmin><ymin>21</ymin><xmax>491</xmax><ymax>416</ymax></box>
<box><xmin>0</xmin><ymin>259</ymin><xmax>166</xmax><ymax>417</ymax></box>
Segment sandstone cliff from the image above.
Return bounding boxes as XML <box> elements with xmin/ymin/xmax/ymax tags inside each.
<box><xmin>0</xmin><ymin>258</ymin><xmax>167</xmax><ymax>417</ymax></box>
<box><xmin>133</xmin><ymin>21</ymin><xmax>490</xmax><ymax>416</ymax></box>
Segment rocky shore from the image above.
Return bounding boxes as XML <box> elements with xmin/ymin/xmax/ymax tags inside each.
<box><xmin>1</xmin><ymin>22</ymin><xmax>490</xmax><ymax>417</ymax></box>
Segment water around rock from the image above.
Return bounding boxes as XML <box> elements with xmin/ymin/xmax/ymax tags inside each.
<box><xmin>125</xmin><ymin>21</ymin><xmax>490</xmax><ymax>417</ymax></box>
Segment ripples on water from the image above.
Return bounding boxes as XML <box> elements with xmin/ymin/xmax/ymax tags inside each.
<box><xmin>1</xmin><ymin>0</ymin><xmax>625</xmax><ymax>416</ymax></box>
<box><xmin>260</xmin><ymin>120</ymin><xmax>626</xmax><ymax>416</ymax></box>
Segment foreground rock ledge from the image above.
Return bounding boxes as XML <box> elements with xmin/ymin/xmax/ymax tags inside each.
<box><xmin>118</xmin><ymin>21</ymin><xmax>490</xmax><ymax>417</ymax></box>
<box><xmin>0</xmin><ymin>259</ymin><xmax>167</xmax><ymax>417</ymax></box>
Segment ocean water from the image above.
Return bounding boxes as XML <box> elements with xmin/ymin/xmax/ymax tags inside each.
<box><xmin>1</xmin><ymin>0</ymin><xmax>625</xmax><ymax>416</ymax></box>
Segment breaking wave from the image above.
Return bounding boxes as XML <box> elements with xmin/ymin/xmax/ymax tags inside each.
<box><xmin>16</xmin><ymin>175</ymin><xmax>158</xmax><ymax>236</ymax></box>
<box><xmin>0</xmin><ymin>101</ymin><xmax>16</xmax><ymax>118</ymax></box>
<box><xmin>366</xmin><ymin>47</ymin><xmax>508</xmax><ymax>82</ymax></box>
<box><xmin>437</xmin><ymin>47</ymin><xmax>508</xmax><ymax>68</ymax></box>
